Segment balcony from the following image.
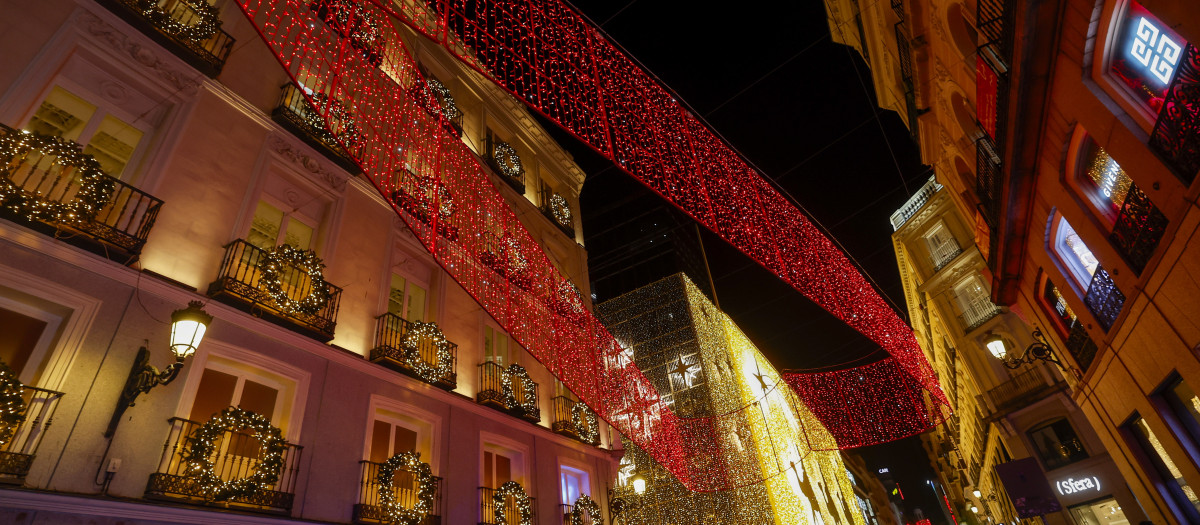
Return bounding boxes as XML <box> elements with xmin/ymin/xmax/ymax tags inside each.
<box><xmin>409</xmin><ymin>77</ymin><xmax>464</xmax><ymax>139</ymax></box>
<box><xmin>889</xmin><ymin>176</ymin><xmax>941</xmax><ymax>230</ymax></box>
<box><xmin>483</xmin><ymin>135</ymin><xmax>525</xmax><ymax>194</ymax></box>
<box><xmin>930</xmin><ymin>240</ymin><xmax>964</xmax><ymax>272</ymax></box>
<box><xmin>206</xmin><ymin>239</ymin><xmax>342</xmax><ymax>342</ymax></box>
<box><xmin>272</xmin><ymin>84</ymin><xmax>362</xmax><ymax>174</ymax></box>
<box><xmin>309</xmin><ymin>0</ymin><xmax>386</xmax><ymax>67</ymax></box>
<box><xmin>479</xmin><ymin>486</ymin><xmax>538</xmax><ymax>525</ymax></box>
<box><xmin>1065</xmin><ymin>320</ymin><xmax>1098</xmax><ymax>372</ymax></box>
<box><xmin>1109</xmin><ymin>183</ymin><xmax>1168</xmax><ymax>275</ymax></box>
<box><xmin>95</xmin><ymin>0</ymin><xmax>234</xmax><ymax>77</ymax></box>
<box><xmin>0</xmin><ymin>125</ymin><xmax>163</xmax><ymax>265</ymax></box>
<box><xmin>1148</xmin><ymin>43</ymin><xmax>1199</xmax><ymax>186</ymax></box>
<box><xmin>0</xmin><ymin>385</ymin><xmax>64</xmax><ymax>484</ymax></box>
<box><xmin>145</xmin><ymin>417</ymin><xmax>303</xmax><ymax>514</ymax></box>
<box><xmin>369</xmin><ymin>313</ymin><xmax>458</xmax><ymax>390</ymax></box>
<box><xmin>958</xmin><ymin>297</ymin><xmax>1002</xmax><ymax>333</ymax></box>
<box><xmin>389</xmin><ymin>168</ymin><xmax>460</xmax><ymax>241</ymax></box>
<box><xmin>477</xmin><ymin>361</ymin><xmax>540</xmax><ymax>423</ymax></box>
<box><xmin>353</xmin><ymin>460</ymin><xmax>443</xmax><ymax>524</ymax></box>
<box><xmin>538</xmin><ymin>193</ymin><xmax>574</xmax><ymax>238</ymax></box>
<box><xmin>551</xmin><ymin>396</ymin><xmax>600</xmax><ymax>446</ymax></box>
<box><xmin>984</xmin><ymin>367</ymin><xmax>1065</xmax><ymax>416</ymax></box>
<box><xmin>1083</xmin><ymin>267</ymin><xmax>1125</xmax><ymax>332</ymax></box>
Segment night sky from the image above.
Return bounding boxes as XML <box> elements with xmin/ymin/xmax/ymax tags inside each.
<box><xmin>534</xmin><ymin>0</ymin><xmax>950</xmax><ymax>522</ymax></box>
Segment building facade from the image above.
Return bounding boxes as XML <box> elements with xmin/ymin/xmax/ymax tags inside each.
<box><xmin>0</xmin><ymin>1</ymin><xmax>615</xmax><ymax>524</ymax></box>
<box><xmin>828</xmin><ymin>0</ymin><xmax>1200</xmax><ymax>520</ymax></box>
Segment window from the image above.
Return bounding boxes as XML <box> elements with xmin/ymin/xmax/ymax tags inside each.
<box><xmin>1028</xmin><ymin>419</ymin><xmax>1088</xmax><ymax>470</ymax></box>
<box><xmin>1076</xmin><ymin>137</ymin><xmax>1134</xmax><ymax>219</ymax></box>
<box><xmin>1042</xmin><ymin>277</ymin><xmax>1080</xmax><ymax>333</ymax></box>
<box><xmin>954</xmin><ymin>277</ymin><xmax>996</xmax><ymax>330</ymax></box>
<box><xmin>1156</xmin><ymin>375</ymin><xmax>1200</xmax><ymax>461</ymax></box>
<box><xmin>1126</xmin><ymin>414</ymin><xmax>1200</xmax><ymax>522</ymax></box>
<box><xmin>388</xmin><ymin>273</ymin><xmax>428</xmax><ymax>322</ymax></box>
<box><xmin>364</xmin><ymin>397</ymin><xmax>440</xmax><ymax>471</ymax></box>
<box><xmin>923</xmin><ymin>222</ymin><xmax>960</xmax><ymax>270</ymax></box>
<box><xmin>1110</xmin><ymin>1</ymin><xmax>1188</xmax><ymax>113</ymax></box>
<box><xmin>180</xmin><ymin>349</ymin><xmax>307</xmax><ymax>441</ymax></box>
<box><xmin>25</xmin><ymin>86</ymin><xmax>147</xmax><ymax>179</ymax></box>
<box><xmin>1068</xmin><ymin>497</ymin><xmax>1129</xmax><ymax>525</ymax></box>
<box><xmin>0</xmin><ymin>300</ymin><xmax>61</xmax><ymax>385</ymax></box>
<box><xmin>484</xmin><ymin>324</ymin><xmax>513</xmax><ymax>365</ymax></box>
<box><xmin>247</xmin><ymin>199</ymin><xmax>317</xmax><ymax>252</ymax></box>
<box><xmin>189</xmin><ymin>368</ymin><xmax>281</xmax><ymax>425</ymax></box>
<box><xmin>1053</xmin><ymin>217</ymin><xmax>1100</xmax><ymax>290</ymax></box>
<box><xmin>559</xmin><ymin>464</ymin><xmax>591</xmax><ymax>505</ymax></box>
<box><xmin>369</xmin><ymin>420</ymin><xmax>418</xmax><ymax>462</ymax></box>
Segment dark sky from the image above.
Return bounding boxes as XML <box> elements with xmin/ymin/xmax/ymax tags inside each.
<box><xmin>541</xmin><ymin>0</ymin><xmax>949</xmax><ymax>521</ymax></box>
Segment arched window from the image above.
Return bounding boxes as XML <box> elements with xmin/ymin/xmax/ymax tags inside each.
<box><xmin>1110</xmin><ymin>1</ymin><xmax>1188</xmax><ymax>114</ymax></box>
<box><xmin>1075</xmin><ymin>136</ymin><xmax>1133</xmax><ymax>221</ymax></box>
<box><xmin>1052</xmin><ymin>217</ymin><xmax>1099</xmax><ymax>290</ymax></box>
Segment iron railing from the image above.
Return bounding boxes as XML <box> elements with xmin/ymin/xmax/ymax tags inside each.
<box><xmin>1109</xmin><ymin>183</ymin><xmax>1168</xmax><ymax>275</ymax></box>
<box><xmin>145</xmin><ymin>417</ymin><xmax>303</xmax><ymax>513</ymax></box>
<box><xmin>889</xmin><ymin>177</ymin><xmax>941</xmax><ymax>230</ymax></box>
<box><xmin>477</xmin><ymin>361</ymin><xmax>540</xmax><ymax>422</ymax></box>
<box><xmin>353</xmin><ymin>460</ymin><xmax>443</xmax><ymax>524</ymax></box>
<box><xmin>985</xmin><ymin>368</ymin><xmax>1058</xmax><ymax>413</ymax></box>
<box><xmin>370</xmin><ymin>312</ymin><xmax>458</xmax><ymax>389</ymax></box>
<box><xmin>408</xmin><ymin>79</ymin><xmax>464</xmax><ymax>139</ymax></box>
<box><xmin>976</xmin><ymin>135</ymin><xmax>1003</xmax><ymax>229</ymax></box>
<box><xmin>0</xmin><ymin>125</ymin><xmax>163</xmax><ymax>264</ymax></box>
<box><xmin>96</xmin><ymin>0</ymin><xmax>234</xmax><ymax>77</ymax></box>
<box><xmin>959</xmin><ymin>297</ymin><xmax>1001</xmax><ymax>332</ymax></box>
<box><xmin>389</xmin><ymin>167</ymin><xmax>460</xmax><ymax>241</ymax></box>
<box><xmin>1149</xmin><ymin>43</ymin><xmax>1200</xmax><ymax>185</ymax></box>
<box><xmin>1083</xmin><ymin>267</ymin><xmax>1125</xmax><ymax>332</ymax></box>
<box><xmin>0</xmin><ymin>385</ymin><xmax>64</xmax><ymax>482</ymax></box>
<box><xmin>1065</xmin><ymin>320</ymin><xmax>1098</xmax><ymax>373</ymax></box>
<box><xmin>551</xmin><ymin>396</ymin><xmax>600</xmax><ymax>446</ymax></box>
<box><xmin>930</xmin><ymin>241</ymin><xmax>964</xmax><ymax>272</ymax></box>
<box><xmin>207</xmin><ymin>239</ymin><xmax>342</xmax><ymax>341</ymax></box>
<box><xmin>890</xmin><ymin>0</ymin><xmax>905</xmax><ymax>23</ymax></box>
<box><xmin>309</xmin><ymin>0</ymin><xmax>386</xmax><ymax>67</ymax></box>
<box><xmin>484</xmin><ymin>134</ymin><xmax>525</xmax><ymax>194</ymax></box>
<box><xmin>539</xmin><ymin>202</ymin><xmax>574</xmax><ymax>238</ymax></box>
<box><xmin>272</xmin><ymin>83</ymin><xmax>362</xmax><ymax>173</ymax></box>
<box><xmin>894</xmin><ymin>23</ymin><xmax>920</xmax><ymax>144</ymax></box>
<box><xmin>480</xmin><ymin>486</ymin><xmax>538</xmax><ymax>525</ymax></box>
<box><xmin>977</xmin><ymin>0</ymin><xmax>1014</xmax><ymax>73</ymax></box>
<box><xmin>559</xmin><ymin>502</ymin><xmax>601</xmax><ymax>524</ymax></box>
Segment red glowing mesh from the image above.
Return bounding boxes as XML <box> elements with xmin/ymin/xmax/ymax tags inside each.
<box><xmin>231</xmin><ymin>0</ymin><xmax>950</xmax><ymax>487</ymax></box>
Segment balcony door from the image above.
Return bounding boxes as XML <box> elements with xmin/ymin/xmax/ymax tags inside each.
<box><xmin>954</xmin><ymin>277</ymin><xmax>994</xmax><ymax>329</ymax></box>
<box><xmin>25</xmin><ymin>85</ymin><xmax>149</xmax><ymax>181</ymax></box>
<box><xmin>188</xmin><ymin>367</ymin><xmax>283</xmax><ymax>462</ymax></box>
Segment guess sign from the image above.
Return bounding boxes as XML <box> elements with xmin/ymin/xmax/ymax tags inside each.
<box><xmin>1056</xmin><ymin>476</ymin><xmax>1101</xmax><ymax>496</ymax></box>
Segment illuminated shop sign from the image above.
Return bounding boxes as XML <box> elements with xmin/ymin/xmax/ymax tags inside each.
<box><xmin>1129</xmin><ymin>17</ymin><xmax>1183</xmax><ymax>85</ymax></box>
<box><xmin>1055</xmin><ymin>476</ymin><xmax>1102</xmax><ymax>496</ymax></box>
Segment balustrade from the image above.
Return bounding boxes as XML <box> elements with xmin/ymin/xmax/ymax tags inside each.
<box><xmin>479</xmin><ymin>486</ymin><xmax>538</xmax><ymax>525</ymax></box>
<box><xmin>0</xmin><ymin>385</ymin><xmax>64</xmax><ymax>482</ymax></box>
<box><xmin>370</xmin><ymin>313</ymin><xmax>458</xmax><ymax>389</ymax></box>
<box><xmin>353</xmin><ymin>460</ymin><xmax>443</xmax><ymax>524</ymax></box>
<box><xmin>96</xmin><ymin>0</ymin><xmax>234</xmax><ymax>76</ymax></box>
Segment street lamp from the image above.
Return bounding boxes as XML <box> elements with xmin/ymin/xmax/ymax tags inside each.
<box><xmin>972</xmin><ymin>489</ymin><xmax>982</xmax><ymax>499</ymax></box>
<box><xmin>631</xmin><ymin>473</ymin><xmax>647</xmax><ymax>495</ymax></box>
<box><xmin>105</xmin><ymin>301</ymin><xmax>212</xmax><ymax>436</ymax></box>
<box><xmin>984</xmin><ymin>329</ymin><xmax>1062</xmax><ymax>369</ymax></box>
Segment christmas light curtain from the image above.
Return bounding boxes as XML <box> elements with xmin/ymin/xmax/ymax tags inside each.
<box><xmin>231</xmin><ymin>0</ymin><xmax>948</xmax><ymax>490</ymax></box>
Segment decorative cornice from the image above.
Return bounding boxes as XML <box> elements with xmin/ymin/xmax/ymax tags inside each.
<box><xmin>77</xmin><ymin>10</ymin><xmax>201</xmax><ymax>96</ymax></box>
<box><xmin>266</xmin><ymin>134</ymin><xmax>350</xmax><ymax>192</ymax></box>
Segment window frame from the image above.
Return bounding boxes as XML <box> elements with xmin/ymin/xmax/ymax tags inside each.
<box><xmin>1092</xmin><ymin>0</ymin><xmax>1188</xmax><ymax>134</ymax></box>
<box><xmin>557</xmin><ymin>461</ymin><xmax>593</xmax><ymax>506</ymax></box>
<box><xmin>1152</xmin><ymin>373</ymin><xmax>1200</xmax><ymax>468</ymax></box>
<box><xmin>1026</xmin><ymin>418</ymin><xmax>1090</xmax><ymax>470</ymax></box>
<box><xmin>364</xmin><ymin>395</ymin><xmax>442</xmax><ymax>475</ymax></box>
<box><xmin>483</xmin><ymin>320</ymin><xmax>514</xmax><ymax>366</ymax></box>
<box><xmin>235</xmin><ymin>149</ymin><xmax>346</xmax><ymax>258</ymax></box>
<box><xmin>480</xmin><ymin>431</ymin><xmax>529</xmax><ymax>489</ymax></box>
<box><xmin>1049</xmin><ymin>214</ymin><xmax>1101</xmax><ymax>294</ymax></box>
<box><xmin>1122</xmin><ymin>411</ymin><xmax>1200</xmax><ymax>523</ymax></box>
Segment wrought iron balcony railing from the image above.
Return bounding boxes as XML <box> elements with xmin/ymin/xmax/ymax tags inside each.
<box><xmin>1149</xmin><ymin>43</ymin><xmax>1199</xmax><ymax>186</ymax></box>
<box><xmin>309</xmin><ymin>0</ymin><xmax>386</xmax><ymax>67</ymax></box>
<box><xmin>206</xmin><ymin>239</ymin><xmax>342</xmax><ymax>341</ymax></box>
<box><xmin>930</xmin><ymin>241</ymin><xmax>964</xmax><ymax>272</ymax></box>
<box><xmin>389</xmin><ymin>167</ymin><xmax>460</xmax><ymax>241</ymax></box>
<box><xmin>483</xmin><ymin>134</ymin><xmax>525</xmax><ymax>194</ymax></box>
<box><xmin>353</xmin><ymin>460</ymin><xmax>443</xmax><ymax>524</ymax></box>
<box><xmin>479</xmin><ymin>486</ymin><xmax>538</xmax><ymax>525</ymax></box>
<box><xmin>958</xmin><ymin>297</ymin><xmax>1002</xmax><ymax>332</ymax></box>
<box><xmin>370</xmin><ymin>313</ymin><xmax>458</xmax><ymax>390</ymax></box>
<box><xmin>145</xmin><ymin>417</ymin><xmax>303</xmax><ymax>514</ymax></box>
<box><xmin>889</xmin><ymin>176</ymin><xmax>941</xmax><ymax>230</ymax></box>
<box><xmin>96</xmin><ymin>0</ymin><xmax>235</xmax><ymax>77</ymax></box>
<box><xmin>477</xmin><ymin>361</ymin><xmax>540</xmax><ymax>423</ymax></box>
<box><xmin>1109</xmin><ymin>183</ymin><xmax>1168</xmax><ymax>275</ymax></box>
<box><xmin>1065</xmin><ymin>319</ymin><xmax>1098</xmax><ymax>373</ymax></box>
<box><xmin>0</xmin><ymin>125</ymin><xmax>163</xmax><ymax>265</ymax></box>
<box><xmin>551</xmin><ymin>396</ymin><xmax>600</xmax><ymax>446</ymax></box>
<box><xmin>1083</xmin><ymin>267</ymin><xmax>1125</xmax><ymax>332</ymax></box>
<box><xmin>272</xmin><ymin>84</ymin><xmax>362</xmax><ymax>173</ymax></box>
<box><xmin>984</xmin><ymin>367</ymin><xmax>1063</xmax><ymax>415</ymax></box>
<box><xmin>538</xmin><ymin>193</ymin><xmax>574</xmax><ymax>238</ymax></box>
<box><xmin>0</xmin><ymin>385</ymin><xmax>64</xmax><ymax>483</ymax></box>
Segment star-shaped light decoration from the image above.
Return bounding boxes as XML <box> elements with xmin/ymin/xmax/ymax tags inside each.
<box><xmin>753</xmin><ymin>371</ymin><xmax>772</xmax><ymax>392</ymax></box>
<box><xmin>670</xmin><ymin>355</ymin><xmax>699</xmax><ymax>388</ymax></box>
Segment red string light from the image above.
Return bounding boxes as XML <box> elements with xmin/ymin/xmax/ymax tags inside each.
<box><xmin>232</xmin><ymin>0</ymin><xmax>950</xmax><ymax>490</ymax></box>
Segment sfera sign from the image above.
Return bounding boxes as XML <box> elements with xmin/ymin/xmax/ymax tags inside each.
<box><xmin>1055</xmin><ymin>476</ymin><xmax>1101</xmax><ymax>496</ymax></box>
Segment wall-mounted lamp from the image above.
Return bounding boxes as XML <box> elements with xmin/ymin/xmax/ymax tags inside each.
<box><xmin>972</xmin><ymin>489</ymin><xmax>982</xmax><ymax>499</ymax></box>
<box><xmin>105</xmin><ymin>301</ymin><xmax>211</xmax><ymax>437</ymax></box>
<box><xmin>984</xmin><ymin>329</ymin><xmax>1062</xmax><ymax>370</ymax></box>
<box><xmin>631</xmin><ymin>472</ymin><xmax>647</xmax><ymax>495</ymax></box>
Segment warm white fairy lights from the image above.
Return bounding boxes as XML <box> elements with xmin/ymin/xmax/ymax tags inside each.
<box><xmin>377</xmin><ymin>451</ymin><xmax>435</xmax><ymax>525</ymax></box>
<box><xmin>182</xmin><ymin>407</ymin><xmax>286</xmax><ymax>502</ymax></box>
<box><xmin>257</xmin><ymin>244</ymin><xmax>331</xmax><ymax>316</ymax></box>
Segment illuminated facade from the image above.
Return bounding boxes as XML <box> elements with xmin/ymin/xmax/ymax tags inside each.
<box><xmin>0</xmin><ymin>0</ymin><xmax>616</xmax><ymax>523</ymax></box>
<box><xmin>828</xmin><ymin>0</ymin><xmax>1200</xmax><ymax>521</ymax></box>
<box><xmin>597</xmin><ymin>274</ymin><xmax>865</xmax><ymax>525</ymax></box>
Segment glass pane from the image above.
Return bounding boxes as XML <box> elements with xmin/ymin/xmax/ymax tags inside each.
<box><xmin>189</xmin><ymin>369</ymin><xmax>238</xmax><ymax>423</ymax></box>
<box><xmin>497</xmin><ymin>335</ymin><xmax>509</xmax><ymax>365</ymax></box>
<box><xmin>1029</xmin><ymin>420</ymin><xmax>1088</xmax><ymax>469</ymax></box>
<box><xmin>0</xmin><ymin>307</ymin><xmax>48</xmax><ymax>378</ymax></box>
<box><xmin>1060</xmin><ymin>219</ymin><xmax>1100</xmax><ymax>278</ymax></box>
<box><xmin>1171</xmin><ymin>381</ymin><xmax>1200</xmax><ymax>426</ymax></box>
<box><xmin>1079</xmin><ymin>139</ymin><xmax>1133</xmax><ymax>213</ymax></box>
<box><xmin>283</xmin><ymin>217</ymin><xmax>314</xmax><ymax>249</ymax></box>
<box><xmin>484</xmin><ymin>451</ymin><xmax>494</xmax><ymax>487</ymax></box>
<box><xmin>1111</xmin><ymin>1</ymin><xmax>1189</xmax><ymax>111</ymax></box>
<box><xmin>82</xmin><ymin>115</ymin><xmax>143</xmax><ymax>178</ymax></box>
<box><xmin>1068</xmin><ymin>497</ymin><xmax>1129</xmax><ymax>525</ymax></box>
<box><xmin>26</xmin><ymin>86</ymin><xmax>96</xmax><ymax>141</ymax></box>
<box><xmin>407</xmin><ymin>283</ymin><xmax>426</xmax><ymax>322</ymax></box>
<box><xmin>238</xmin><ymin>379</ymin><xmax>279</xmax><ymax>422</ymax></box>
<box><xmin>370</xmin><ymin>420</ymin><xmax>391</xmax><ymax>463</ymax></box>
<box><xmin>485</xmin><ymin>326</ymin><xmax>496</xmax><ymax>363</ymax></box>
<box><xmin>1133</xmin><ymin>417</ymin><xmax>1200</xmax><ymax>510</ymax></box>
<box><xmin>389</xmin><ymin>274</ymin><xmax>407</xmax><ymax>317</ymax></box>
<box><xmin>393</xmin><ymin>425</ymin><xmax>417</xmax><ymax>454</ymax></box>
<box><xmin>248</xmin><ymin>201</ymin><xmax>284</xmax><ymax>251</ymax></box>
<box><xmin>497</xmin><ymin>454</ymin><xmax>511</xmax><ymax>484</ymax></box>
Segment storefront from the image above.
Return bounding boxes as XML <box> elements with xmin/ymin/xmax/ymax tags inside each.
<box><xmin>1045</xmin><ymin>457</ymin><xmax>1138</xmax><ymax>525</ymax></box>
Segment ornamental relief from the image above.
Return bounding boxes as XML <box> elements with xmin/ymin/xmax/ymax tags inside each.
<box><xmin>266</xmin><ymin>134</ymin><xmax>350</xmax><ymax>192</ymax></box>
<box><xmin>78</xmin><ymin>11</ymin><xmax>201</xmax><ymax>96</ymax></box>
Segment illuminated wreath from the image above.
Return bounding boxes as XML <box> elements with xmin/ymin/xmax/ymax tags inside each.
<box><xmin>376</xmin><ymin>451</ymin><xmax>436</xmax><ymax>525</ymax></box>
<box><xmin>570</xmin><ymin>402</ymin><xmax>599</xmax><ymax>445</ymax></box>
<box><xmin>403</xmin><ymin>321</ymin><xmax>454</xmax><ymax>383</ymax></box>
<box><xmin>308</xmin><ymin>93</ymin><xmax>363</xmax><ymax>152</ymax></box>
<box><xmin>414</xmin><ymin>79</ymin><xmax>462</xmax><ymax>122</ymax></box>
<box><xmin>569</xmin><ymin>495</ymin><xmax>601</xmax><ymax>525</ymax></box>
<box><xmin>257</xmin><ymin>244</ymin><xmax>331</xmax><ymax>316</ymax></box>
<box><xmin>136</xmin><ymin>0</ymin><xmax>221</xmax><ymax>42</ymax></box>
<box><xmin>492</xmin><ymin>141</ymin><xmax>523</xmax><ymax>180</ymax></box>
<box><xmin>0</xmin><ymin>362</ymin><xmax>26</xmax><ymax>447</ymax></box>
<box><xmin>553</xmin><ymin>280</ymin><xmax>586</xmax><ymax>319</ymax></box>
<box><xmin>182</xmin><ymin>407</ymin><xmax>286</xmax><ymax>502</ymax></box>
<box><xmin>549</xmin><ymin>193</ymin><xmax>571</xmax><ymax>227</ymax></box>
<box><xmin>0</xmin><ymin>129</ymin><xmax>114</xmax><ymax>224</ymax></box>
<box><xmin>501</xmin><ymin>364</ymin><xmax>538</xmax><ymax>416</ymax></box>
<box><xmin>492</xmin><ymin>481</ymin><xmax>534</xmax><ymax>525</ymax></box>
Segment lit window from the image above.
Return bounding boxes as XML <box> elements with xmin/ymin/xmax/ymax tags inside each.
<box><xmin>1157</xmin><ymin>376</ymin><xmax>1200</xmax><ymax>463</ymax></box>
<box><xmin>1054</xmin><ymin>218</ymin><xmax>1099</xmax><ymax>289</ymax></box>
<box><xmin>1028</xmin><ymin>419</ymin><xmax>1088</xmax><ymax>470</ymax></box>
<box><xmin>26</xmin><ymin>86</ymin><xmax>145</xmax><ymax>179</ymax></box>
<box><xmin>388</xmin><ymin>273</ymin><xmax>428</xmax><ymax>322</ymax></box>
<box><xmin>1042</xmin><ymin>278</ymin><xmax>1079</xmax><ymax>330</ymax></box>
<box><xmin>1111</xmin><ymin>2</ymin><xmax>1188</xmax><ymax>112</ymax></box>
<box><xmin>559</xmin><ymin>465</ymin><xmax>591</xmax><ymax>505</ymax></box>
<box><xmin>1127</xmin><ymin>414</ymin><xmax>1200</xmax><ymax>522</ymax></box>
<box><xmin>484</xmin><ymin>324</ymin><xmax>512</xmax><ymax>365</ymax></box>
<box><xmin>247</xmin><ymin>199</ymin><xmax>317</xmax><ymax>251</ymax></box>
<box><xmin>1077</xmin><ymin>138</ymin><xmax>1133</xmax><ymax>216</ymax></box>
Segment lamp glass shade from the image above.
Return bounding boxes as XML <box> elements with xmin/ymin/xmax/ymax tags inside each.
<box><xmin>986</xmin><ymin>337</ymin><xmax>1008</xmax><ymax>360</ymax></box>
<box><xmin>973</xmin><ymin>489</ymin><xmax>982</xmax><ymax>499</ymax></box>
<box><xmin>971</xmin><ymin>506</ymin><xmax>979</xmax><ymax>513</ymax></box>
<box><xmin>170</xmin><ymin>302</ymin><xmax>212</xmax><ymax>359</ymax></box>
<box><xmin>631</xmin><ymin>475</ymin><xmax>646</xmax><ymax>495</ymax></box>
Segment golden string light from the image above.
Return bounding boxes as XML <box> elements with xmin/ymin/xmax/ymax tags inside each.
<box><xmin>257</xmin><ymin>244</ymin><xmax>331</xmax><ymax>316</ymax></box>
<box><xmin>376</xmin><ymin>451</ymin><xmax>436</xmax><ymax>525</ymax></box>
<box><xmin>182</xmin><ymin>407</ymin><xmax>286</xmax><ymax>502</ymax></box>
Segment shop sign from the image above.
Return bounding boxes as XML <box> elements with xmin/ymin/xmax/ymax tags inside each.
<box><xmin>1055</xmin><ymin>475</ymin><xmax>1101</xmax><ymax>496</ymax></box>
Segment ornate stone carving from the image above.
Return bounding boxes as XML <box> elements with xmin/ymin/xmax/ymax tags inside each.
<box><xmin>79</xmin><ymin>11</ymin><xmax>201</xmax><ymax>96</ymax></box>
<box><xmin>267</xmin><ymin>134</ymin><xmax>350</xmax><ymax>192</ymax></box>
